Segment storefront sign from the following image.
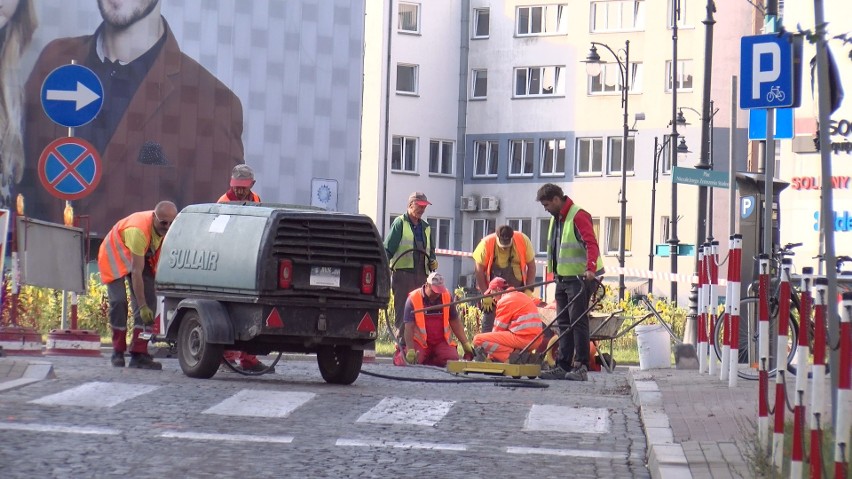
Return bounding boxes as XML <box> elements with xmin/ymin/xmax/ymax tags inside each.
<box><xmin>813</xmin><ymin>210</ymin><xmax>852</xmax><ymax>231</ymax></box>
<box><xmin>791</xmin><ymin>176</ymin><xmax>851</xmax><ymax>190</ymax></box>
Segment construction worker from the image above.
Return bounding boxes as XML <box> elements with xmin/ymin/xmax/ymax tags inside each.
<box><xmin>217</xmin><ymin>164</ymin><xmax>268</xmax><ymax>372</ymax></box>
<box><xmin>535</xmin><ymin>183</ymin><xmax>604</xmax><ymax>381</ymax></box>
<box><xmin>472</xmin><ymin>224</ymin><xmax>536</xmax><ymax>332</ymax></box>
<box><xmin>400</xmin><ymin>272</ymin><xmax>474</xmax><ymax>367</ymax></box>
<box><xmin>98</xmin><ymin>201</ymin><xmax>177</xmax><ymax>370</ymax></box>
<box><xmin>384</xmin><ymin>192</ymin><xmax>438</xmax><ymax>343</ymax></box>
<box><xmin>472</xmin><ymin>277</ymin><xmax>543</xmax><ymax>363</ymax></box>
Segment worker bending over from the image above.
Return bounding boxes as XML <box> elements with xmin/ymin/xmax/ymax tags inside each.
<box><xmin>472</xmin><ymin>277</ymin><xmax>543</xmax><ymax>362</ymax></box>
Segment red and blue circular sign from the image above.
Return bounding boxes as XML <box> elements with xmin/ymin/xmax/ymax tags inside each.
<box><xmin>38</xmin><ymin>137</ymin><xmax>102</xmax><ymax>200</ymax></box>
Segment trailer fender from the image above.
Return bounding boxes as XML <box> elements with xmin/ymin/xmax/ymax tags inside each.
<box><xmin>169</xmin><ymin>298</ymin><xmax>234</xmax><ymax>345</ymax></box>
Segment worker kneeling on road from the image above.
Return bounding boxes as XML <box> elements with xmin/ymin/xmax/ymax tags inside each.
<box><xmin>471</xmin><ymin>277</ymin><xmax>543</xmax><ymax>362</ymax></box>
<box><xmin>399</xmin><ymin>272</ymin><xmax>474</xmax><ymax>367</ymax></box>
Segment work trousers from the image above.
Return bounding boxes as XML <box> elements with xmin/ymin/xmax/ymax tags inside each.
<box><xmin>554</xmin><ymin>278</ymin><xmax>594</xmax><ymax>370</ymax></box>
<box><xmin>106</xmin><ymin>266</ymin><xmax>156</xmax><ymax>355</ymax></box>
<box><xmin>473</xmin><ymin>329</ymin><xmax>541</xmax><ymax>363</ymax></box>
<box><xmin>391</xmin><ymin>269</ymin><xmax>427</xmax><ymax>340</ymax></box>
<box><xmin>409</xmin><ymin>341</ymin><xmax>459</xmax><ymax>368</ymax></box>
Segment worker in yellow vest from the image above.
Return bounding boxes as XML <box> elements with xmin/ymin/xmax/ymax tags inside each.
<box><xmin>98</xmin><ymin>201</ymin><xmax>177</xmax><ymax>370</ymax></box>
<box><xmin>472</xmin><ymin>277</ymin><xmax>543</xmax><ymax>362</ymax></box>
<box><xmin>472</xmin><ymin>225</ymin><xmax>536</xmax><ymax>332</ymax></box>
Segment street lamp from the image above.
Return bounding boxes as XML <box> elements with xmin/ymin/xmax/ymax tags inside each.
<box><xmin>583</xmin><ymin>40</ymin><xmax>630</xmax><ymax>300</ymax></box>
<box><xmin>669</xmin><ymin>0</ymin><xmax>683</xmax><ymax>303</ymax></box>
<box><xmin>648</xmin><ymin>136</ymin><xmax>690</xmax><ymax>293</ymax></box>
<box><xmin>677</xmin><ymin>103</ymin><xmax>720</xmax><ymax>239</ymax></box>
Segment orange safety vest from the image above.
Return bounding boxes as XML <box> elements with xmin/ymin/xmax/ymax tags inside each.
<box><xmin>493</xmin><ymin>291</ymin><xmax>543</xmax><ymax>334</ymax></box>
<box><xmin>482</xmin><ymin>232</ymin><xmax>529</xmax><ymax>284</ymax></box>
<box><xmin>408</xmin><ymin>288</ymin><xmax>454</xmax><ymax>348</ymax></box>
<box><xmin>217</xmin><ymin>191</ymin><xmax>261</xmax><ymax>203</ymax></box>
<box><xmin>97</xmin><ymin>211</ymin><xmax>160</xmax><ymax>284</ymax></box>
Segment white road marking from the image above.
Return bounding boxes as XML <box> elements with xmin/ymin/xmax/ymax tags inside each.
<box><xmin>336</xmin><ymin>438</ymin><xmax>466</xmax><ymax>451</ymax></box>
<box><xmin>202</xmin><ymin>390</ymin><xmax>315</xmax><ymax>417</ymax></box>
<box><xmin>356</xmin><ymin>397</ymin><xmax>454</xmax><ymax>426</ymax></box>
<box><xmin>0</xmin><ymin>422</ymin><xmax>119</xmax><ymax>435</ymax></box>
<box><xmin>524</xmin><ymin>405</ymin><xmax>609</xmax><ymax>433</ymax></box>
<box><xmin>507</xmin><ymin>446</ymin><xmax>625</xmax><ymax>458</ymax></box>
<box><xmin>29</xmin><ymin>382</ymin><xmax>160</xmax><ymax>408</ymax></box>
<box><xmin>159</xmin><ymin>431</ymin><xmax>294</xmax><ymax>443</ymax></box>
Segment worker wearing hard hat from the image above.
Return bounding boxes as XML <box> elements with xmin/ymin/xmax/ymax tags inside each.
<box><xmin>471</xmin><ymin>277</ymin><xmax>543</xmax><ymax>363</ymax></box>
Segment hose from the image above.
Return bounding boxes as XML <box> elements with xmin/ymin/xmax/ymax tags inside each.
<box><xmin>221</xmin><ymin>351</ymin><xmax>285</xmax><ymax>376</ymax></box>
<box><xmin>359</xmin><ymin>365</ymin><xmax>549</xmax><ymax>388</ymax></box>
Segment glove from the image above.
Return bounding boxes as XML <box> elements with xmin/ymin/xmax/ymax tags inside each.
<box><xmin>481</xmin><ymin>296</ymin><xmax>494</xmax><ymax>312</ymax></box>
<box><xmin>405</xmin><ymin>348</ymin><xmax>417</xmax><ymax>364</ymax></box>
<box><xmin>140</xmin><ymin>305</ymin><xmax>155</xmax><ymax>326</ymax></box>
<box><xmin>429</xmin><ymin>259</ymin><xmax>439</xmax><ymax>271</ymax></box>
<box><xmin>524</xmin><ymin>289</ymin><xmax>536</xmax><ymax>298</ymax></box>
<box><xmin>462</xmin><ymin>343</ymin><xmax>474</xmax><ymax>355</ymax></box>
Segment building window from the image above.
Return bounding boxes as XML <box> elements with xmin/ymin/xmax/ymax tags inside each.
<box><xmin>398</xmin><ymin>2</ymin><xmax>420</xmax><ymax>33</ymax></box>
<box><xmin>429</xmin><ymin>140</ymin><xmax>454</xmax><ymax>175</ymax></box>
<box><xmin>576</xmin><ymin>138</ymin><xmax>603</xmax><ymax>175</ymax></box>
<box><xmin>509</xmin><ymin>140</ymin><xmax>534</xmax><ymax>177</ymax></box>
<box><xmin>589</xmin><ymin>63</ymin><xmax>643</xmax><ymax>94</ymax></box>
<box><xmin>514</xmin><ymin>66</ymin><xmax>563</xmax><ymax>97</ymax></box>
<box><xmin>473</xmin><ymin>8</ymin><xmax>490</xmax><ymax>38</ymax></box>
<box><xmin>391</xmin><ymin>136</ymin><xmax>417</xmax><ymax>173</ymax></box>
<box><xmin>433</xmin><ymin>218</ymin><xmax>452</xmax><ymax>249</ymax></box>
<box><xmin>608</xmin><ymin>137</ymin><xmax>635</xmax><ymax>175</ymax></box>
<box><xmin>658</xmin><ymin>143</ymin><xmax>672</xmax><ymax>175</ymax></box>
<box><xmin>659</xmin><ymin>216</ymin><xmax>670</xmax><ymax>244</ymax></box>
<box><xmin>472</xmin><ymin>219</ymin><xmax>495</xmax><ymax>250</ymax></box>
<box><xmin>388</xmin><ymin>213</ymin><xmax>399</xmax><ymax>232</ymax></box>
<box><xmin>507</xmin><ymin>218</ymin><xmax>532</xmax><ymax>239</ymax></box>
<box><xmin>471</xmin><ymin>69</ymin><xmax>487</xmax><ymax>99</ymax></box>
<box><xmin>667</xmin><ymin>0</ymin><xmax>688</xmax><ymax>28</ymax></box>
<box><xmin>540</xmin><ymin>139</ymin><xmax>566</xmax><ymax>176</ymax></box>
<box><xmin>537</xmin><ymin>218</ymin><xmax>551</xmax><ymax>255</ymax></box>
<box><xmin>516</xmin><ymin>5</ymin><xmax>567</xmax><ymax>36</ymax></box>
<box><xmin>590</xmin><ymin>0</ymin><xmax>645</xmax><ymax>32</ymax></box>
<box><xmin>665</xmin><ymin>60</ymin><xmax>693</xmax><ymax>92</ymax></box>
<box><xmin>473</xmin><ymin>140</ymin><xmax>499</xmax><ymax>177</ymax></box>
<box><xmin>396</xmin><ymin>64</ymin><xmax>418</xmax><ymax>94</ymax></box>
<box><xmin>591</xmin><ymin>217</ymin><xmax>601</xmax><ymax>240</ymax></box>
<box><xmin>605</xmin><ymin>217</ymin><xmax>632</xmax><ymax>254</ymax></box>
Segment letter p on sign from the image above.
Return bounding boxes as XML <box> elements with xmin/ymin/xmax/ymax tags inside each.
<box><xmin>752</xmin><ymin>42</ymin><xmax>780</xmax><ymax>100</ymax></box>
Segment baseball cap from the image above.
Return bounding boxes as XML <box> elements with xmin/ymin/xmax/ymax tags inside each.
<box><xmin>487</xmin><ymin>277</ymin><xmax>508</xmax><ymax>293</ymax></box>
<box><xmin>230</xmin><ymin>164</ymin><xmax>255</xmax><ymax>187</ymax></box>
<box><xmin>408</xmin><ymin>192</ymin><xmax>431</xmax><ymax>207</ymax></box>
<box><xmin>496</xmin><ymin>225</ymin><xmax>514</xmax><ymax>248</ymax></box>
<box><xmin>426</xmin><ymin>272</ymin><xmax>447</xmax><ymax>293</ymax></box>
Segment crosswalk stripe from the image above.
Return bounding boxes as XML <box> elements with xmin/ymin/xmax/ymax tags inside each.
<box><xmin>336</xmin><ymin>438</ymin><xmax>467</xmax><ymax>451</ymax></box>
<box><xmin>524</xmin><ymin>405</ymin><xmax>609</xmax><ymax>433</ymax></box>
<box><xmin>507</xmin><ymin>446</ymin><xmax>626</xmax><ymax>458</ymax></box>
<box><xmin>202</xmin><ymin>390</ymin><xmax>315</xmax><ymax>417</ymax></box>
<box><xmin>29</xmin><ymin>382</ymin><xmax>160</xmax><ymax>408</ymax></box>
<box><xmin>0</xmin><ymin>422</ymin><xmax>120</xmax><ymax>435</ymax></box>
<box><xmin>159</xmin><ymin>431</ymin><xmax>295</xmax><ymax>443</ymax></box>
<box><xmin>356</xmin><ymin>397</ymin><xmax>454</xmax><ymax>426</ymax></box>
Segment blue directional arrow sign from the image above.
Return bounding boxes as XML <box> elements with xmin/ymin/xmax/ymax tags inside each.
<box><xmin>40</xmin><ymin>64</ymin><xmax>103</xmax><ymax>128</ymax></box>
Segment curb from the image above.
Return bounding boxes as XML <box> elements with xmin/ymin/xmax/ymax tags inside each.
<box><xmin>0</xmin><ymin>359</ymin><xmax>56</xmax><ymax>392</ymax></box>
<box><xmin>627</xmin><ymin>368</ymin><xmax>691</xmax><ymax>479</ymax></box>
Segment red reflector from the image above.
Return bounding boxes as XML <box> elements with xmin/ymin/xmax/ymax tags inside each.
<box><xmin>361</xmin><ymin>264</ymin><xmax>375</xmax><ymax>294</ymax></box>
<box><xmin>278</xmin><ymin>259</ymin><xmax>293</xmax><ymax>289</ymax></box>
<box><xmin>266</xmin><ymin>309</ymin><xmax>284</xmax><ymax>328</ymax></box>
<box><xmin>357</xmin><ymin>313</ymin><xmax>375</xmax><ymax>333</ymax></box>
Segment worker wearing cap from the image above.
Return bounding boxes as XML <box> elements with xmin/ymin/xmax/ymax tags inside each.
<box><xmin>400</xmin><ymin>272</ymin><xmax>474</xmax><ymax>367</ymax></box>
<box><xmin>98</xmin><ymin>201</ymin><xmax>177</xmax><ymax>370</ymax></box>
<box><xmin>384</xmin><ymin>192</ymin><xmax>438</xmax><ymax>344</ymax></box>
<box><xmin>472</xmin><ymin>277</ymin><xmax>543</xmax><ymax>363</ymax></box>
<box><xmin>217</xmin><ymin>165</ymin><xmax>268</xmax><ymax>373</ymax></box>
<box><xmin>472</xmin><ymin>224</ymin><xmax>536</xmax><ymax>332</ymax></box>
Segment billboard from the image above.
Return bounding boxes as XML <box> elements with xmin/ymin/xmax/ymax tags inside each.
<box><xmin>6</xmin><ymin>0</ymin><xmax>365</xmax><ymax>236</ymax></box>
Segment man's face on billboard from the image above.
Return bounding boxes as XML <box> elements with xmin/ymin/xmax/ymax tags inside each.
<box><xmin>98</xmin><ymin>0</ymin><xmax>159</xmax><ymax>29</ymax></box>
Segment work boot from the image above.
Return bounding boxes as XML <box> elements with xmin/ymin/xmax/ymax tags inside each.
<box><xmin>564</xmin><ymin>364</ymin><xmax>588</xmax><ymax>381</ymax></box>
<box><xmin>539</xmin><ymin>365</ymin><xmax>568</xmax><ymax>380</ymax></box>
<box><xmin>242</xmin><ymin>361</ymin><xmax>272</xmax><ymax>374</ymax></box>
<box><xmin>111</xmin><ymin>351</ymin><xmax>125</xmax><ymax>368</ymax></box>
<box><xmin>128</xmin><ymin>353</ymin><xmax>163</xmax><ymax>370</ymax></box>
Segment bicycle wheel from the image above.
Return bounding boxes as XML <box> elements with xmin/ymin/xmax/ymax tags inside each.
<box><xmin>714</xmin><ymin>297</ymin><xmax>798</xmax><ymax>380</ymax></box>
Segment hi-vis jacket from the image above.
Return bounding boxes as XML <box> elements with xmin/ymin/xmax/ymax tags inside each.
<box><xmin>479</xmin><ymin>232</ymin><xmax>530</xmax><ymax>284</ymax></box>
<box><xmin>493</xmin><ymin>291</ymin><xmax>542</xmax><ymax>335</ymax></box>
<box><xmin>408</xmin><ymin>288</ymin><xmax>454</xmax><ymax>348</ymax></box>
<box><xmin>98</xmin><ymin>211</ymin><xmax>160</xmax><ymax>284</ymax></box>
<box><xmin>548</xmin><ymin>203</ymin><xmax>604</xmax><ymax>277</ymax></box>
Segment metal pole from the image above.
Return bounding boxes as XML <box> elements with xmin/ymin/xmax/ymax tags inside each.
<box><xmin>707</xmin><ymin>100</ymin><xmax>715</xmax><ymax>239</ymax></box>
<box><xmin>694</xmin><ymin>0</ymin><xmax>716</xmax><ymax>250</ymax></box>
<box><xmin>729</xmin><ymin>76</ymin><xmax>738</xmax><ymax>235</ymax></box>
<box><xmin>669</xmin><ymin>0</ymin><xmax>681</xmax><ymax>302</ymax></box>
<box><xmin>648</xmin><ymin>136</ymin><xmax>660</xmax><ymax>293</ymax></box>
<box><xmin>618</xmin><ymin>40</ymin><xmax>630</xmax><ymax>300</ymax></box>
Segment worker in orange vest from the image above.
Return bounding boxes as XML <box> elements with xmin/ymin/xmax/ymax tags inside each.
<box><xmin>398</xmin><ymin>272</ymin><xmax>474</xmax><ymax>367</ymax></box>
<box><xmin>98</xmin><ymin>201</ymin><xmax>177</xmax><ymax>370</ymax></box>
<box><xmin>472</xmin><ymin>224</ymin><xmax>536</xmax><ymax>332</ymax></box>
<box><xmin>217</xmin><ymin>165</ymin><xmax>268</xmax><ymax>373</ymax></box>
<box><xmin>472</xmin><ymin>277</ymin><xmax>543</xmax><ymax>362</ymax></box>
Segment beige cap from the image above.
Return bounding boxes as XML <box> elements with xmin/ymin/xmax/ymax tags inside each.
<box><xmin>426</xmin><ymin>271</ymin><xmax>446</xmax><ymax>293</ymax></box>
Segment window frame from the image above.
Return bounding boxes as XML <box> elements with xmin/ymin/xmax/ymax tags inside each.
<box><xmin>473</xmin><ymin>140</ymin><xmax>499</xmax><ymax>178</ymax></box>
<box><xmin>575</xmin><ymin>137</ymin><xmax>604</xmax><ymax>176</ymax></box>
<box><xmin>540</xmin><ymin>138</ymin><xmax>566</xmax><ymax>176</ymax></box>
<box><xmin>588</xmin><ymin>62</ymin><xmax>643</xmax><ymax>95</ymax></box>
<box><xmin>514</xmin><ymin>66</ymin><xmax>564</xmax><ymax>97</ymax></box>
<box><xmin>432</xmin><ymin>217</ymin><xmax>453</xmax><ymax>250</ymax></box>
<box><xmin>667</xmin><ymin>0</ymin><xmax>689</xmax><ymax>28</ymax></box>
<box><xmin>398</xmin><ymin>2</ymin><xmax>421</xmax><ymax>34</ymax></box>
<box><xmin>506</xmin><ymin>218</ymin><xmax>532</xmax><ymax>240</ymax></box>
<box><xmin>607</xmin><ymin>136</ymin><xmax>635</xmax><ymax>176</ymax></box>
<box><xmin>589</xmin><ymin>0</ymin><xmax>646</xmax><ymax>33</ymax></box>
<box><xmin>508</xmin><ymin>139</ymin><xmax>535</xmax><ymax>177</ymax></box>
<box><xmin>472</xmin><ymin>218</ymin><xmax>495</xmax><ymax>251</ymax></box>
<box><xmin>604</xmin><ymin>216</ymin><xmax>633</xmax><ymax>255</ymax></box>
<box><xmin>396</xmin><ymin>63</ymin><xmax>419</xmax><ymax>95</ymax></box>
<box><xmin>428</xmin><ymin>139</ymin><xmax>454</xmax><ymax>176</ymax></box>
<box><xmin>471</xmin><ymin>69</ymin><xmax>488</xmax><ymax>99</ymax></box>
<box><xmin>473</xmin><ymin>7</ymin><xmax>490</xmax><ymax>38</ymax></box>
<box><xmin>665</xmin><ymin>59</ymin><xmax>693</xmax><ymax>92</ymax></box>
<box><xmin>391</xmin><ymin>135</ymin><xmax>418</xmax><ymax>173</ymax></box>
<box><xmin>536</xmin><ymin>218</ymin><xmax>551</xmax><ymax>255</ymax></box>
<box><xmin>516</xmin><ymin>4</ymin><xmax>567</xmax><ymax>36</ymax></box>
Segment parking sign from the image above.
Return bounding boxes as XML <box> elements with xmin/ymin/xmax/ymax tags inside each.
<box><xmin>740</xmin><ymin>33</ymin><xmax>799</xmax><ymax>109</ymax></box>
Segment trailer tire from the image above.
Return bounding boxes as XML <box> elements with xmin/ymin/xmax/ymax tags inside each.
<box><xmin>178</xmin><ymin>311</ymin><xmax>224</xmax><ymax>379</ymax></box>
<box><xmin>317</xmin><ymin>345</ymin><xmax>362</xmax><ymax>385</ymax></box>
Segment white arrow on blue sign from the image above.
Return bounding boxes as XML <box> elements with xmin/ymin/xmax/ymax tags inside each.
<box><xmin>40</xmin><ymin>64</ymin><xmax>103</xmax><ymax>128</ymax></box>
<box><xmin>739</xmin><ymin>33</ymin><xmax>795</xmax><ymax>109</ymax></box>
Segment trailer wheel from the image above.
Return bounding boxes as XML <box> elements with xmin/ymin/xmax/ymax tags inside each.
<box><xmin>178</xmin><ymin>311</ymin><xmax>223</xmax><ymax>379</ymax></box>
<box><xmin>316</xmin><ymin>346</ymin><xmax>362</xmax><ymax>385</ymax></box>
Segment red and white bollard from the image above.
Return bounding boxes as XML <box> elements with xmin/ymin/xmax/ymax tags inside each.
<box><xmin>707</xmin><ymin>240</ymin><xmax>719</xmax><ymax>376</ymax></box>
<box><xmin>725</xmin><ymin>235</ymin><xmax>743</xmax><ymax>386</ymax></box>
<box><xmin>758</xmin><ymin>254</ymin><xmax>771</xmax><ymax>451</ymax></box>
<box><xmin>789</xmin><ymin>267</ymin><xmax>813</xmax><ymax>479</ymax></box>
<box><xmin>835</xmin><ymin>292</ymin><xmax>851</xmax><ymax>479</ymax></box>
<box><xmin>697</xmin><ymin>243</ymin><xmax>708</xmax><ymax>374</ymax></box>
<box><xmin>811</xmin><ymin>277</ymin><xmax>828</xmax><ymax>479</ymax></box>
<box><xmin>772</xmin><ymin>258</ymin><xmax>793</xmax><ymax>470</ymax></box>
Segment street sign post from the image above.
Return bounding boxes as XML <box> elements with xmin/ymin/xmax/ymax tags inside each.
<box><xmin>671</xmin><ymin>166</ymin><xmax>729</xmax><ymax>189</ymax></box>
<box><xmin>40</xmin><ymin>64</ymin><xmax>103</xmax><ymax>128</ymax></box>
<box><xmin>739</xmin><ymin>33</ymin><xmax>799</xmax><ymax>110</ymax></box>
<box><xmin>38</xmin><ymin>137</ymin><xmax>102</xmax><ymax>200</ymax></box>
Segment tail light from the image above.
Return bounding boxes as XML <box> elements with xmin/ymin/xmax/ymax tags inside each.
<box><xmin>278</xmin><ymin>259</ymin><xmax>293</xmax><ymax>289</ymax></box>
<box><xmin>361</xmin><ymin>264</ymin><xmax>375</xmax><ymax>294</ymax></box>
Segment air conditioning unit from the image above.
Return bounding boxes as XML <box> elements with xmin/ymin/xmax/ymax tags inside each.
<box><xmin>459</xmin><ymin>273</ymin><xmax>477</xmax><ymax>289</ymax></box>
<box><xmin>479</xmin><ymin>195</ymin><xmax>500</xmax><ymax>212</ymax></box>
<box><xmin>459</xmin><ymin>195</ymin><xmax>478</xmax><ymax>212</ymax></box>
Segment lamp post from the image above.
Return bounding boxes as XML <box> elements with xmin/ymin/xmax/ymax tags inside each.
<box><xmin>648</xmin><ymin>135</ymin><xmax>690</xmax><ymax>292</ymax></box>
<box><xmin>583</xmin><ymin>40</ymin><xmax>630</xmax><ymax>300</ymax></box>
<box><xmin>668</xmin><ymin>0</ymin><xmax>682</xmax><ymax>303</ymax></box>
